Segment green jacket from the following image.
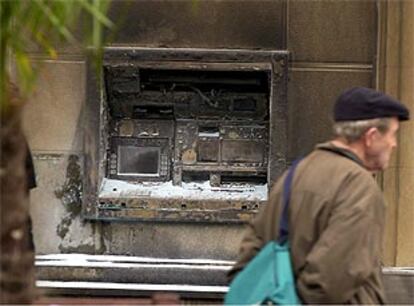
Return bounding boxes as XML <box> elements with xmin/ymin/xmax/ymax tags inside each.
<box><xmin>229</xmin><ymin>142</ymin><xmax>386</xmax><ymax>304</ymax></box>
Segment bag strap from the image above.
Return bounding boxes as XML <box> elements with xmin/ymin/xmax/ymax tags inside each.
<box><xmin>278</xmin><ymin>159</ymin><xmax>302</xmax><ymax>244</ymax></box>
<box><xmin>318</xmin><ymin>146</ymin><xmax>363</xmax><ymax>166</ymax></box>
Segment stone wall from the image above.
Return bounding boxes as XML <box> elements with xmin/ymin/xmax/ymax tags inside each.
<box><xmin>22</xmin><ymin>0</ymin><xmax>413</xmax><ymax>266</ymax></box>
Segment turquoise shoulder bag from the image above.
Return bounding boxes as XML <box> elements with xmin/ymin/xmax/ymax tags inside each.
<box><xmin>224</xmin><ymin>160</ymin><xmax>302</xmax><ymax>305</ymax></box>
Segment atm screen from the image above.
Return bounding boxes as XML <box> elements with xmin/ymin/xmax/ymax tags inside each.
<box><xmin>118</xmin><ymin>146</ymin><xmax>160</xmax><ymax>176</ymax></box>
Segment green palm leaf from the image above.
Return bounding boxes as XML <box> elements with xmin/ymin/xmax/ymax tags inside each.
<box><xmin>0</xmin><ymin>0</ymin><xmax>113</xmax><ymax>116</ymax></box>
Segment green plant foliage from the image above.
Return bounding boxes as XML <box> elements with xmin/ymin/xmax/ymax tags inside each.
<box><xmin>0</xmin><ymin>0</ymin><xmax>113</xmax><ymax>115</ymax></box>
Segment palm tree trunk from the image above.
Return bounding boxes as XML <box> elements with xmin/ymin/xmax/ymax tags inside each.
<box><xmin>0</xmin><ymin>82</ymin><xmax>35</xmax><ymax>304</ymax></box>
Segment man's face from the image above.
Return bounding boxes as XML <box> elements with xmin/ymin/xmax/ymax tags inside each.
<box><xmin>365</xmin><ymin>117</ymin><xmax>399</xmax><ymax>171</ymax></box>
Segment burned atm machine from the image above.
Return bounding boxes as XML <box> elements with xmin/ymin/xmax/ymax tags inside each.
<box><xmin>83</xmin><ymin>48</ymin><xmax>288</xmax><ymax>223</ymax></box>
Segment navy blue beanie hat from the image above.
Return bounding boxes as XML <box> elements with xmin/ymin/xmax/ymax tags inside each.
<box><xmin>334</xmin><ymin>87</ymin><xmax>410</xmax><ymax>122</ymax></box>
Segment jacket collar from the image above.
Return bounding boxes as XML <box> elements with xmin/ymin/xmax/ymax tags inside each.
<box><xmin>316</xmin><ymin>142</ymin><xmax>365</xmax><ymax>168</ymax></box>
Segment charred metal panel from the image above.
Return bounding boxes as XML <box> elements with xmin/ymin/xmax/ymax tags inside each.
<box><xmin>173</xmin><ymin>121</ymin><xmax>268</xmax><ymax>186</ymax></box>
<box><xmin>84</xmin><ymin>48</ymin><xmax>288</xmax><ymax>223</ymax></box>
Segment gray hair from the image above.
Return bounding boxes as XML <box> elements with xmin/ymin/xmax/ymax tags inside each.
<box><xmin>333</xmin><ymin>118</ymin><xmax>392</xmax><ymax>143</ymax></box>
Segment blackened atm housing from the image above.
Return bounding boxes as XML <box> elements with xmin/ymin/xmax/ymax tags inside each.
<box><xmin>87</xmin><ymin>48</ymin><xmax>288</xmax><ymax>223</ymax></box>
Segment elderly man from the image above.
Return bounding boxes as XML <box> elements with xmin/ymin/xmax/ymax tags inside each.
<box><xmin>228</xmin><ymin>87</ymin><xmax>410</xmax><ymax>304</ymax></box>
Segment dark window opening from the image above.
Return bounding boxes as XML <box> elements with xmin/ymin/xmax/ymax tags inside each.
<box><xmin>140</xmin><ymin>69</ymin><xmax>269</xmax><ymax>93</ymax></box>
<box><xmin>198</xmin><ymin>126</ymin><xmax>219</xmax><ymax>135</ymax></box>
<box><xmin>133</xmin><ymin>105</ymin><xmax>174</xmax><ymax>119</ymax></box>
<box><xmin>221</xmin><ymin>174</ymin><xmax>267</xmax><ymax>185</ymax></box>
<box><xmin>233</xmin><ymin>98</ymin><xmax>257</xmax><ymax>111</ymax></box>
<box><xmin>182</xmin><ymin>171</ymin><xmax>209</xmax><ymax>183</ymax></box>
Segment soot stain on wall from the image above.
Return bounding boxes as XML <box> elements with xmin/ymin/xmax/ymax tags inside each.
<box><xmin>55</xmin><ymin>155</ymin><xmax>83</xmax><ymax>244</ymax></box>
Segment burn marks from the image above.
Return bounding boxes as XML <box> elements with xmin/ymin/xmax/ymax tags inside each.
<box><xmin>86</xmin><ymin>48</ymin><xmax>289</xmax><ymax>222</ymax></box>
<box><xmin>55</xmin><ymin>155</ymin><xmax>82</xmax><ymax>217</ymax></box>
<box><xmin>55</xmin><ymin>154</ymin><xmax>82</xmax><ymax>244</ymax></box>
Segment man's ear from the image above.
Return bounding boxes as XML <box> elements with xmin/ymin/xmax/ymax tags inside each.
<box><xmin>364</xmin><ymin>127</ymin><xmax>379</xmax><ymax>147</ymax></box>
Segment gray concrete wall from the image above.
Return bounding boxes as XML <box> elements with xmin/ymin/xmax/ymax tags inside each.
<box><xmin>23</xmin><ymin>60</ymin><xmax>102</xmax><ymax>254</ymax></box>
<box><xmin>106</xmin><ymin>0</ymin><xmax>286</xmax><ymax>49</ymax></box>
